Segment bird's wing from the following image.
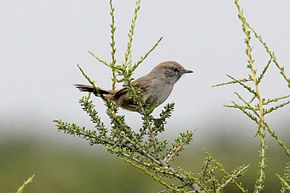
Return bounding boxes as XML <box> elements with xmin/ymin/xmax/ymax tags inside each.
<box><xmin>133</xmin><ymin>76</ymin><xmax>152</xmax><ymax>91</ymax></box>
<box><xmin>114</xmin><ymin>76</ymin><xmax>152</xmax><ymax>99</ymax></box>
<box><xmin>113</xmin><ymin>87</ymin><xmax>128</xmax><ymax>99</ymax></box>
<box><xmin>134</xmin><ymin>76</ymin><xmax>158</xmax><ymax>107</ymax></box>
<box><xmin>111</xmin><ymin>76</ymin><xmax>153</xmax><ymax>112</ymax></box>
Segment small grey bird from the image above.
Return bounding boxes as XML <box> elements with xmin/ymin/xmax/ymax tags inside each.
<box><xmin>75</xmin><ymin>61</ymin><xmax>193</xmax><ymax>112</ymax></box>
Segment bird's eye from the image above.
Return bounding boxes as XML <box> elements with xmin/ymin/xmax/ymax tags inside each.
<box><xmin>173</xmin><ymin>68</ymin><xmax>179</xmax><ymax>72</ymax></box>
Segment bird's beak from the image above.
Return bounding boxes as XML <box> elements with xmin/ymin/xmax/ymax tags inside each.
<box><xmin>182</xmin><ymin>69</ymin><xmax>194</xmax><ymax>74</ymax></box>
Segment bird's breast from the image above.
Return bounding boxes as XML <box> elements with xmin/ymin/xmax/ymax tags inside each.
<box><xmin>145</xmin><ymin>79</ymin><xmax>174</xmax><ymax>107</ymax></box>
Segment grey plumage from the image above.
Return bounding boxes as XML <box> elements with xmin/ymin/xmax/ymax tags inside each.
<box><xmin>75</xmin><ymin>61</ymin><xmax>193</xmax><ymax>112</ymax></box>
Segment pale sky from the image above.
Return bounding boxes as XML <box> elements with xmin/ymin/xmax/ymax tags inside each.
<box><xmin>1</xmin><ymin>0</ymin><xmax>289</xmax><ymax>142</ymax></box>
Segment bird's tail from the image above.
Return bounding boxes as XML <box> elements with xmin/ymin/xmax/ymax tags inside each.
<box><xmin>74</xmin><ymin>84</ymin><xmax>112</xmax><ymax>95</ymax></box>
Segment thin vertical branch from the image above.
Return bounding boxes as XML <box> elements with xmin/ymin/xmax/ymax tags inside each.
<box><xmin>109</xmin><ymin>0</ymin><xmax>117</xmax><ymax>90</ymax></box>
<box><xmin>234</xmin><ymin>1</ymin><xmax>267</xmax><ymax>192</ymax></box>
<box><xmin>124</xmin><ymin>0</ymin><xmax>141</xmax><ymax>67</ymax></box>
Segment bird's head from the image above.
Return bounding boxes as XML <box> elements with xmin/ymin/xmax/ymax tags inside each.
<box><xmin>150</xmin><ymin>61</ymin><xmax>193</xmax><ymax>83</ymax></box>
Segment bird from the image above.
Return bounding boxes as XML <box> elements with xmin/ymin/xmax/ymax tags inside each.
<box><xmin>74</xmin><ymin>61</ymin><xmax>193</xmax><ymax>112</ymax></box>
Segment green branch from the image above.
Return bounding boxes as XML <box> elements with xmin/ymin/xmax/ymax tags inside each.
<box><xmin>15</xmin><ymin>175</ymin><xmax>35</xmax><ymax>193</ymax></box>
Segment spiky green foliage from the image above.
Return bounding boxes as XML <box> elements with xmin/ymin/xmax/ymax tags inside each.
<box><xmin>198</xmin><ymin>149</ymin><xmax>249</xmax><ymax>193</ymax></box>
<box><xmin>54</xmin><ymin>1</ymin><xmax>249</xmax><ymax>192</ymax></box>
<box><xmin>214</xmin><ymin>0</ymin><xmax>290</xmax><ymax>192</ymax></box>
<box><xmin>278</xmin><ymin>162</ymin><xmax>290</xmax><ymax>193</ymax></box>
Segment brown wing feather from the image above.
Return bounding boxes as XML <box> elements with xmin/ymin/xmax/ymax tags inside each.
<box><xmin>113</xmin><ymin>76</ymin><xmax>152</xmax><ymax>99</ymax></box>
<box><xmin>133</xmin><ymin>76</ymin><xmax>152</xmax><ymax>91</ymax></box>
<box><xmin>111</xmin><ymin>76</ymin><xmax>152</xmax><ymax>111</ymax></box>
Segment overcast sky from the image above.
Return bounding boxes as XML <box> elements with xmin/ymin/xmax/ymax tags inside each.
<box><xmin>1</xmin><ymin>1</ymin><xmax>289</xmax><ymax>142</ymax></box>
